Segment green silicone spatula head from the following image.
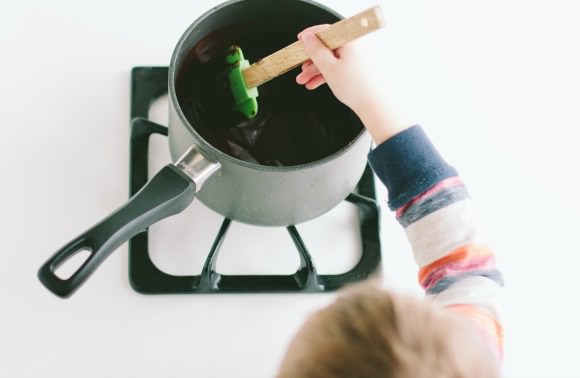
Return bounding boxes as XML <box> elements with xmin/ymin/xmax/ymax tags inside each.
<box><xmin>225</xmin><ymin>45</ymin><xmax>259</xmax><ymax>119</ymax></box>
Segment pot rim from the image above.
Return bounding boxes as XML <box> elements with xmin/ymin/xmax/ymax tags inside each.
<box><xmin>168</xmin><ymin>0</ymin><xmax>369</xmax><ymax>172</ymax></box>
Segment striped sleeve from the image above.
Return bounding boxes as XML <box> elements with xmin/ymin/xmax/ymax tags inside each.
<box><xmin>368</xmin><ymin>125</ymin><xmax>504</xmax><ymax>362</ymax></box>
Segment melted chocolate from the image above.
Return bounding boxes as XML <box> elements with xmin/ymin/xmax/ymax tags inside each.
<box><xmin>175</xmin><ymin>25</ymin><xmax>362</xmax><ymax>166</ymax></box>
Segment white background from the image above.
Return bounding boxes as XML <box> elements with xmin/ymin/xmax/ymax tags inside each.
<box><xmin>1</xmin><ymin>0</ymin><xmax>579</xmax><ymax>377</ymax></box>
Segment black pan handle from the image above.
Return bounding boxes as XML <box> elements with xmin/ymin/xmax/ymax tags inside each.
<box><xmin>38</xmin><ymin>164</ymin><xmax>197</xmax><ymax>298</ymax></box>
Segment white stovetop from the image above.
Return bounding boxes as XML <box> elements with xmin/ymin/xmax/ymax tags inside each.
<box><xmin>1</xmin><ymin>1</ymin><xmax>578</xmax><ymax>377</ymax></box>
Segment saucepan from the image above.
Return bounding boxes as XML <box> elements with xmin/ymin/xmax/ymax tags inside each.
<box><xmin>38</xmin><ymin>0</ymin><xmax>372</xmax><ymax>298</ymax></box>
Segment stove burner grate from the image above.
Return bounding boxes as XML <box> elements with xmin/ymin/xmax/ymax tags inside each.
<box><xmin>128</xmin><ymin>67</ymin><xmax>382</xmax><ymax>294</ymax></box>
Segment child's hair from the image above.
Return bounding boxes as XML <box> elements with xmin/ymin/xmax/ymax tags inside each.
<box><xmin>277</xmin><ymin>282</ymin><xmax>499</xmax><ymax>378</ymax></box>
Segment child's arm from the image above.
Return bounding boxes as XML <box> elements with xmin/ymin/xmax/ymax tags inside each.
<box><xmin>298</xmin><ymin>27</ymin><xmax>504</xmax><ymax>362</ymax></box>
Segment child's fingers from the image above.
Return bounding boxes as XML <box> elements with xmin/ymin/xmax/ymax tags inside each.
<box><xmin>300</xmin><ymin>31</ymin><xmax>336</xmax><ymax>71</ymax></box>
<box><xmin>296</xmin><ymin>61</ymin><xmax>321</xmax><ymax>85</ymax></box>
<box><xmin>303</xmin><ymin>61</ymin><xmax>321</xmax><ymax>77</ymax></box>
<box><xmin>297</xmin><ymin>24</ymin><xmax>330</xmax><ymax>39</ymax></box>
<box><xmin>305</xmin><ymin>74</ymin><xmax>326</xmax><ymax>90</ymax></box>
<box><xmin>296</xmin><ymin>72</ymin><xmax>307</xmax><ymax>85</ymax></box>
<box><xmin>333</xmin><ymin>43</ymin><xmax>358</xmax><ymax>59</ymax></box>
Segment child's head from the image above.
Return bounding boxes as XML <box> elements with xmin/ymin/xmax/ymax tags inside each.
<box><xmin>277</xmin><ymin>282</ymin><xmax>499</xmax><ymax>378</ymax></box>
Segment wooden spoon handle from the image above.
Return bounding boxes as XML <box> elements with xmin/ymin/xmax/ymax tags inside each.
<box><xmin>242</xmin><ymin>5</ymin><xmax>385</xmax><ymax>89</ymax></box>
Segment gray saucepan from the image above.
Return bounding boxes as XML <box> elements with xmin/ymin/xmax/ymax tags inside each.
<box><xmin>38</xmin><ymin>0</ymin><xmax>371</xmax><ymax>298</ymax></box>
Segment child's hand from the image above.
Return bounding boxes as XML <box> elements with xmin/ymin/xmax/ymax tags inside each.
<box><xmin>296</xmin><ymin>25</ymin><xmax>379</xmax><ymax>115</ymax></box>
<box><xmin>296</xmin><ymin>25</ymin><xmax>409</xmax><ymax>144</ymax></box>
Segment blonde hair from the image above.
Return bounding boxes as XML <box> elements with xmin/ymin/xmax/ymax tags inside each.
<box><xmin>277</xmin><ymin>282</ymin><xmax>499</xmax><ymax>378</ymax></box>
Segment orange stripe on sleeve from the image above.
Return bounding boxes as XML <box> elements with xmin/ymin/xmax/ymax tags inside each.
<box><xmin>418</xmin><ymin>244</ymin><xmax>494</xmax><ymax>284</ymax></box>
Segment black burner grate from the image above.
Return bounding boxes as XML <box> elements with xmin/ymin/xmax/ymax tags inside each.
<box><xmin>128</xmin><ymin>67</ymin><xmax>382</xmax><ymax>294</ymax></box>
